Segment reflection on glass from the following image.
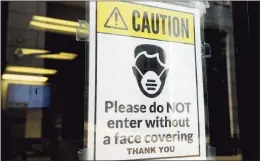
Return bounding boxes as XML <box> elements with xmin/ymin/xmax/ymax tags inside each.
<box><xmin>36</xmin><ymin>52</ymin><xmax>78</xmax><ymax>60</ymax></box>
<box><xmin>6</xmin><ymin>66</ymin><xmax>57</xmax><ymax>75</ymax></box>
<box><xmin>14</xmin><ymin>48</ymin><xmax>78</xmax><ymax>61</ymax></box>
<box><xmin>6</xmin><ymin>84</ymin><xmax>51</xmax><ymax>108</ymax></box>
<box><xmin>15</xmin><ymin>48</ymin><xmax>49</xmax><ymax>55</ymax></box>
<box><xmin>29</xmin><ymin>15</ymin><xmax>88</xmax><ymax>35</ymax></box>
<box><xmin>32</xmin><ymin>15</ymin><xmax>79</xmax><ymax>27</ymax></box>
<box><xmin>2</xmin><ymin>74</ymin><xmax>48</xmax><ymax>82</ymax></box>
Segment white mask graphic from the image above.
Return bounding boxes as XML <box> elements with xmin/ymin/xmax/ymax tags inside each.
<box><xmin>134</xmin><ymin>67</ymin><xmax>166</xmax><ymax>95</ymax></box>
<box><xmin>141</xmin><ymin>71</ymin><xmax>161</xmax><ymax>94</ymax></box>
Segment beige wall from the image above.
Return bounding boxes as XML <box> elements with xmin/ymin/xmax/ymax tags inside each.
<box><xmin>25</xmin><ymin>109</ymin><xmax>42</xmax><ymax>138</ymax></box>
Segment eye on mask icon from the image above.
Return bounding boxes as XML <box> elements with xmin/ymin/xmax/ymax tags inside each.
<box><xmin>132</xmin><ymin>44</ymin><xmax>168</xmax><ymax>98</ymax></box>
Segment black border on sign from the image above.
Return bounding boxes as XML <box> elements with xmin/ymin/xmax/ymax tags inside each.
<box><xmin>93</xmin><ymin>1</ymin><xmax>201</xmax><ymax>160</ymax></box>
<box><xmin>94</xmin><ymin>3</ymin><xmax>98</xmax><ymax>160</ymax></box>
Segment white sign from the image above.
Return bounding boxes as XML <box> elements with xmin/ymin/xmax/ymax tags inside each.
<box><xmin>88</xmin><ymin>1</ymin><xmax>206</xmax><ymax>160</ymax></box>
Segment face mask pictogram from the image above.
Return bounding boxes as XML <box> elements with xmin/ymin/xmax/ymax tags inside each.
<box><xmin>132</xmin><ymin>44</ymin><xmax>168</xmax><ymax>98</ymax></box>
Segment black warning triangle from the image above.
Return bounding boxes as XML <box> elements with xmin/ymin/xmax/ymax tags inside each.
<box><xmin>104</xmin><ymin>7</ymin><xmax>128</xmax><ymax>30</ymax></box>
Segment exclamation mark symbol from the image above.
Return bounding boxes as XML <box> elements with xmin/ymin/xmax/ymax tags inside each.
<box><xmin>115</xmin><ymin>12</ymin><xmax>118</xmax><ymax>26</ymax></box>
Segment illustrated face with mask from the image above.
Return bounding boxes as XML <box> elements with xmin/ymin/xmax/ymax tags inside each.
<box><xmin>132</xmin><ymin>44</ymin><xmax>168</xmax><ymax>98</ymax></box>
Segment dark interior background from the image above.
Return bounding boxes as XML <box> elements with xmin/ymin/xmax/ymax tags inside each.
<box><xmin>232</xmin><ymin>2</ymin><xmax>259</xmax><ymax>160</ymax></box>
<box><xmin>205</xmin><ymin>29</ymin><xmax>233</xmax><ymax>155</ymax></box>
<box><xmin>45</xmin><ymin>2</ymin><xmax>87</xmax><ymax>151</ymax></box>
<box><xmin>1</xmin><ymin>1</ymin><xmax>8</xmax><ymax>74</ymax></box>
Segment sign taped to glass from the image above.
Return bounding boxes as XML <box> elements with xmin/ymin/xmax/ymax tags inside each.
<box><xmin>88</xmin><ymin>1</ymin><xmax>206</xmax><ymax>160</ymax></box>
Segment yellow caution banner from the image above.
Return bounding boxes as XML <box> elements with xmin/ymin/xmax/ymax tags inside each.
<box><xmin>97</xmin><ymin>2</ymin><xmax>195</xmax><ymax>44</ymax></box>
